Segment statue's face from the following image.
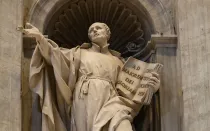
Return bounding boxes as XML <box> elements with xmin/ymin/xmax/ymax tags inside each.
<box><xmin>88</xmin><ymin>23</ymin><xmax>108</xmax><ymax>44</ymax></box>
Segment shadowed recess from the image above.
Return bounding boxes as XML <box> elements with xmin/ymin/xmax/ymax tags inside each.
<box><xmin>43</xmin><ymin>0</ymin><xmax>160</xmax><ymax>131</ymax></box>
<box><xmin>45</xmin><ymin>0</ymin><xmax>155</xmax><ymax>60</ymax></box>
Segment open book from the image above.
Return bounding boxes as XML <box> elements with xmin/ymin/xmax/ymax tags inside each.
<box><xmin>116</xmin><ymin>57</ymin><xmax>163</xmax><ymax>105</ymax></box>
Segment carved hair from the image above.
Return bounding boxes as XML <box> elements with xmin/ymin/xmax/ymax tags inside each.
<box><xmin>88</xmin><ymin>22</ymin><xmax>111</xmax><ymax>41</ymax></box>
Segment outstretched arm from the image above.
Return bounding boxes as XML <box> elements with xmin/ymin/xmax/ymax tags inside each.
<box><xmin>22</xmin><ymin>23</ymin><xmax>44</xmax><ymax>42</ymax></box>
<box><xmin>25</xmin><ymin>23</ymin><xmax>81</xmax><ymax>106</ymax></box>
<box><xmin>23</xmin><ymin>23</ymin><xmax>62</xmax><ymax>64</ymax></box>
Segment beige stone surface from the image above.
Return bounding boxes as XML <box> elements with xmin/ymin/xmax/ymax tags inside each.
<box><xmin>23</xmin><ymin>0</ymin><xmax>37</xmax><ymax>23</ymax></box>
<box><xmin>153</xmin><ymin>35</ymin><xmax>181</xmax><ymax>131</ymax></box>
<box><xmin>1</xmin><ymin>0</ymin><xmax>209</xmax><ymax>131</ymax></box>
<box><xmin>176</xmin><ymin>0</ymin><xmax>210</xmax><ymax>131</ymax></box>
<box><xmin>0</xmin><ymin>0</ymin><xmax>23</xmax><ymax>131</ymax></box>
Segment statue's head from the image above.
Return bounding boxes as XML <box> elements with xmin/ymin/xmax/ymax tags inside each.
<box><xmin>88</xmin><ymin>22</ymin><xmax>111</xmax><ymax>44</ymax></box>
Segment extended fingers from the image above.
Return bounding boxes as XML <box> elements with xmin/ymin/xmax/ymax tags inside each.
<box><xmin>25</xmin><ymin>22</ymin><xmax>35</xmax><ymax>29</ymax></box>
<box><xmin>149</xmin><ymin>76</ymin><xmax>159</xmax><ymax>83</ymax></box>
<box><xmin>151</xmin><ymin>72</ymin><xmax>160</xmax><ymax>79</ymax></box>
<box><xmin>22</xmin><ymin>29</ymin><xmax>36</xmax><ymax>38</ymax></box>
<box><xmin>22</xmin><ymin>29</ymin><xmax>29</xmax><ymax>34</ymax></box>
<box><xmin>148</xmin><ymin>81</ymin><xmax>160</xmax><ymax>91</ymax></box>
<box><xmin>148</xmin><ymin>77</ymin><xmax>160</xmax><ymax>87</ymax></box>
<box><xmin>22</xmin><ymin>29</ymin><xmax>31</xmax><ymax>35</ymax></box>
<box><xmin>148</xmin><ymin>82</ymin><xmax>155</xmax><ymax>87</ymax></box>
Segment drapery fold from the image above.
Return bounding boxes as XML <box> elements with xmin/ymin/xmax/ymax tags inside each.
<box><xmin>30</xmin><ymin>39</ymin><xmax>80</xmax><ymax>131</ymax></box>
<box><xmin>29</xmin><ymin>39</ymin><xmax>148</xmax><ymax>131</ymax></box>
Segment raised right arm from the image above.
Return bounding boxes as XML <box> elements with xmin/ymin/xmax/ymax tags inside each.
<box><xmin>23</xmin><ymin>23</ymin><xmax>70</xmax><ymax>65</ymax></box>
<box><xmin>24</xmin><ymin>23</ymin><xmax>80</xmax><ymax>104</ymax></box>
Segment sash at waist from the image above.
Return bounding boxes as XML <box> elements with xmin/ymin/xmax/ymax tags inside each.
<box><xmin>77</xmin><ymin>69</ymin><xmax>118</xmax><ymax>99</ymax></box>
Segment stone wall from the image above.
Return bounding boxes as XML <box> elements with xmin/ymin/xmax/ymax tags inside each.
<box><xmin>0</xmin><ymin>0</ymin><xmax>23</xmax><ymax>130</ymax></box>
<box><xmin>2</xmin><ymin>0</ymin><xmax>210</xmax><ymax>131</ymax></box>
<box><xmin>176</xmin><ymin>0</ymin><xmax>210</xmax><ymax>131</ymax></box>
<box><xmin>23</xmin><ymin>0</ymin><xmax>36</xmax><ymax>23</ymax></box>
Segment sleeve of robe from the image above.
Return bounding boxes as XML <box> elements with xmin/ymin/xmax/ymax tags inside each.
<box><xmin>29</xmin><ymin>37</ymin><xmax>80</xmax><ymax>131</ymax></box>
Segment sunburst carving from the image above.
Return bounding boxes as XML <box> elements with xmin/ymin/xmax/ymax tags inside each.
<box><xmin>48</xmin><ymin>0</ymin><xmax>154</xmax><ymax>60</ymax></box>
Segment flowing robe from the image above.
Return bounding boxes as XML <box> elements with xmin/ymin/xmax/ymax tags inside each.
<box><xmin>30</xmin><ymin>37</ymin><xmax>145</xmax><ymax>131</ymax></box>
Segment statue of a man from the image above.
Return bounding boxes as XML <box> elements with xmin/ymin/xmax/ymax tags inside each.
<box><xmin>23</xmin><ymin>22</ymin><xmax>160</xmax><ymax>131</ymax></box>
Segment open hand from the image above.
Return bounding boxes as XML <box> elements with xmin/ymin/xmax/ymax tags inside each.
<box><xmin>22</xmin><ymin>23</ymin><xmax>43</xmax><ymax>41</ymax></box>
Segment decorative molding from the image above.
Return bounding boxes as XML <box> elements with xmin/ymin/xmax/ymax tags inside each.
<box><xmin>151</xmin><ymin>34</ymin><xmax>178</xmax><ymax>48</ymax></box>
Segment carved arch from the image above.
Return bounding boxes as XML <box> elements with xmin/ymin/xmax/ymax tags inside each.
<box><xmin>28</xmin><ymin>0</ymin><xmax>174</xmax><ymax>60</ymax></box>
<box><xmin>27</xmin><ymin>0</ymin><xmax>174</xmax><ymax>130</ymax></box>
<box><xmin>29</xmin><ymin>0</ymin><xmax>174</xmax><ymax>35</ymax></box>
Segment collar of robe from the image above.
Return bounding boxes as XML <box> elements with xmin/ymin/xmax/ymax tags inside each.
<box><xmin>80</xmin><ymin>43</ymin><xmax>121</xmax><ymax>58</ymax></box>
<box><xmin>90</xmin><ymin>43</ymin><xmax>109</xmax><ymax>53</ymax></box>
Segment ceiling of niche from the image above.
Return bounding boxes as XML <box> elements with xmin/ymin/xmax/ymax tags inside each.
<box><xmin>45</xmin><ymin>0</ymin><xmax>155</xmax><ymax>60</ymax></box>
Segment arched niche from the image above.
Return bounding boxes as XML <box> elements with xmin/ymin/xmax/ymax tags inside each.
<box><xmin>28</xmin><ymin>0</ymin><xmax>174</xmax><ymax>60</ymax></box>
<box><xmin>25</xmin><ymin>0</ymin><xmax>176</xmax><ymax>131</ymax></box>
<box><xmin>29</xmin><ymin>0</ymin><xmax>174</xmax><ymax>35</ymax></box>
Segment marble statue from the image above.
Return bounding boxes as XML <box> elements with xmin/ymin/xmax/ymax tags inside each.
<box><xmin>22</xmin><ymin>22</ymin><xmax>160</xmax><ymax>131</ymax></box>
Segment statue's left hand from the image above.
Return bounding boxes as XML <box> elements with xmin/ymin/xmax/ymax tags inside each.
<box><xmin>146</xmin><ymin>72</ymin><xmax>160</xmax><ymax>93</ymax></box>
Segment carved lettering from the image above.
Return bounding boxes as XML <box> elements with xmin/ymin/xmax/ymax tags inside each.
<box><xmin>122</xmin><ymin>68</ymin><xmax>143</xmax><ymax>80</ymax></box>
<box><xmin>125</xmin><ymin>77</ymin><xmax>134</xmax><ymax>85</ymax></box>
<box><xmin>139</xmin><ymin>84</ymin><xmax>150</xmax><ymax>88</ymax></box>
<box><xmin>117</xmin><ymin>80</ymin><xmax>134</xmax><ymax>93</ymax></box>
<box><xmin>142</xmin><ymin>77</ymin><xmax>150</xmax><ymax>81</ymax></box>
<box><xmin>132</xmin><ymin>65</ymin><xmax>141</xmax><ymax>70</ymax></box>
<box><xmin>132</xmin><ymin>65</ymin><xmax>136</xmax><ymax>69</ymax></box>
